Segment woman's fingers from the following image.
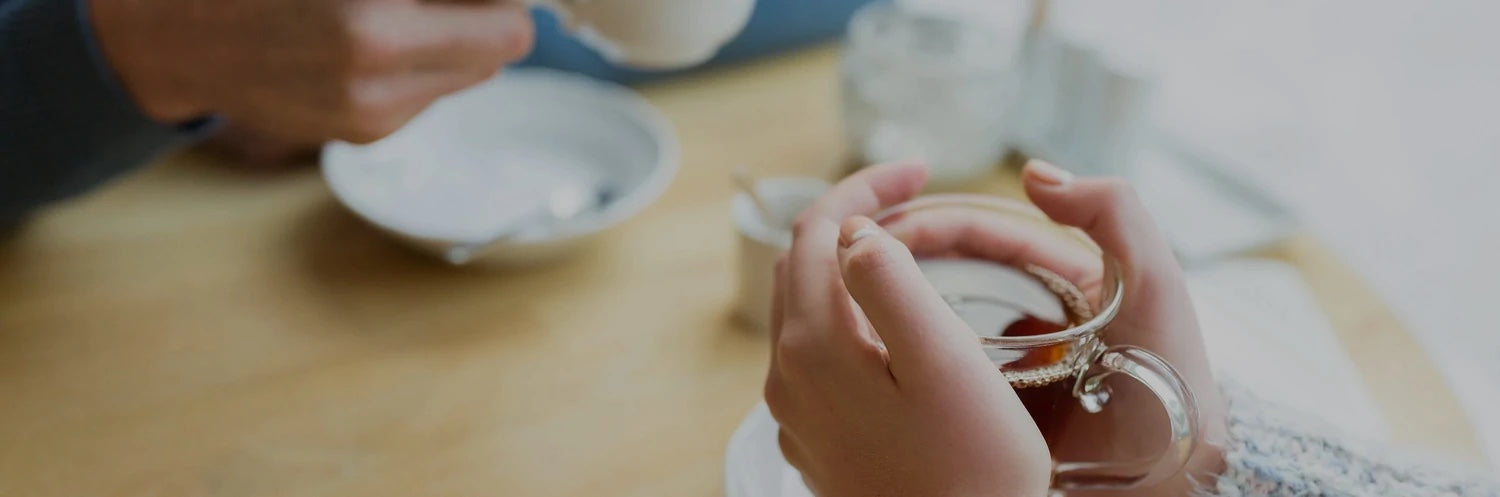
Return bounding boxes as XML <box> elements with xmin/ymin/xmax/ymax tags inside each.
<box><xmin>797</xmin><ymin>162</ymin><xmax>928</xmax><ymax>225</ymax></box>
<box><xmin>837</xmin><ymin>216</ymin><xmax>997</xmax><ymax>385</ymax></box>
<box><xmin>784</xmin><ymin>163</ymin><xmax>927</xmax><ymax>333</ymax></box>
<box><xmin>1021</xmin><ymin>160</ymin><xmax>1183</xmax><ymax>296</ymax></box>
<box><xmin>1021</xmin><ymin>159</ymin><xmax>1209</xmax><ymax>368</ymax></box>
<box><xmin>880</xmin><ymin>206</ymin><xmax>1102</xmax><ymax>290</ymax></box>
<box><xmin>1021</xmin><ymin>160</ymin><xmax>1227</xmax><ymax>444</ymax></box>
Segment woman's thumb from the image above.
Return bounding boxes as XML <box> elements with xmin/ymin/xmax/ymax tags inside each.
<box><xmin>837</xmin><ymin>216</ymin><xmax>990</xmax><ymax>377</ymax></box>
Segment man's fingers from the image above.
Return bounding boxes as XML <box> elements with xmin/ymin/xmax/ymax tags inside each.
<box><xmin>353</xmin><ymin>2</ymin><xmax>534</xmax><ymax>75</ymax></box>
<box><xmin>837</xmin><ymin>216</ymin><xmax>993</xmax><ymax>384</ymax></box>
<box><xmin>328</xmin><ymin>1</ymin><xmax>532</xmax><ymax>143</ymax></box>
<box><xmin>332</xmin><ymin>71</ymin><xmax>482</xmax><ymax>142</ymax></box>
<box><xmin>411</xmin><ymin>2</ymin><xmax>534</xmax><ymax>72</ymax></box>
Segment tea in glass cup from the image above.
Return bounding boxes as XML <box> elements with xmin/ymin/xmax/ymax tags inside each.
<box><xmin>874</xmin><ymin>194</ymin><xmax>1199</xmax><ymax>491</ymax></box>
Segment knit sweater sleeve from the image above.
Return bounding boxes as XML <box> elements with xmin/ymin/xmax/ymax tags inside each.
<box><xmin>1197</xmin><ymin>383</ymin><xmax>1499</xmax><ymax>497</ymax></box>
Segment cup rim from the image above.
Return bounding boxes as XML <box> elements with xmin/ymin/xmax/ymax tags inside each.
<box><xmin>730</xmin><ymin>177</ymin><xmax>831</xmax><ymax>248</ymax></box>
<box><xmin>872</xmin><ymin>193</ymin><xmax>1124</xmax><ymax>349</ymax></box>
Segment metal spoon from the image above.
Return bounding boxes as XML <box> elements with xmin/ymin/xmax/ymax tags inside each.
<box><xmin>444</xmin><ymin>183</ymin><xmax>614</xmax><ymax>265</ymax></box>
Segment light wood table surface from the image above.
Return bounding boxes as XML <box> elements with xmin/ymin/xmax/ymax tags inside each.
<box><xmin>0</xmin><ymin>46</ymin><xmax>1482</xmax><ymax>496</ymax></box>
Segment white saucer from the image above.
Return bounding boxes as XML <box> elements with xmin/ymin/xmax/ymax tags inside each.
<box><xmin>321</xmin><ymin>68</ymin><xmax>679</xmax><ymax>266</ymax></box>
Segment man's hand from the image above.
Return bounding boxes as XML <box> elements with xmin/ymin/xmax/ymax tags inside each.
<box><xmin>90</xmin><ymin>0</ymin><xmax>533</xmax><ymax>143</ymax></box>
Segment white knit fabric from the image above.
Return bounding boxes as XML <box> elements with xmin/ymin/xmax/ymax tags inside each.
<box><xmin>1199</xmin><ymin>384</ymin><xmax>1499</xmax><ymax>497</ymax></box>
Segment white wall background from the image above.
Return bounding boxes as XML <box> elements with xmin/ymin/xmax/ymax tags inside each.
<box><xmin>1163</xmin><ymin>0</ymin><xmax>1500</xmax><ymax>466</ymax></box>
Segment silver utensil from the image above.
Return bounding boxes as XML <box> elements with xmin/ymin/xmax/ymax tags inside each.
<box><xmin>443</xmin><ymin>183</ymin><xmax>614</xmax><ymax>265</ymax></box>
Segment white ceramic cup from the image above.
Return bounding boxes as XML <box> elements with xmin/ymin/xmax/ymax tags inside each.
<box><xmin>731</xmin><ymin>177</ymin><xmax>830</xmax><ymax>332</ymax></box>
<box><xmin>538</xmin><ymin>0</ymin><xmax>757</xmax><ymax>69</ymax></box>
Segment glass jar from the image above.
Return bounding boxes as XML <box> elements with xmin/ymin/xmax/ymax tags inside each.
<box><xmin>841</xmin><ymin>1</ymin><xmax>1021</xmax><ymax>186</ymax></box>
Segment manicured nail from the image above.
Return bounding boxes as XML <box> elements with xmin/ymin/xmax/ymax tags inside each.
<box><xmin>1026</xmin><ymin>159</ymin><xmax>1074</xmax><ymax>186</ymax></box>
<box><xmin>839</xmin><ymin>216</ymin><xmax>882</xmax><ymax>248</ymax></box>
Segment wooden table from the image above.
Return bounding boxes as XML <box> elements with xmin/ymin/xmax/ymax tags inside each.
<box><xmin>0</xmin><ymin>47</ymin><xmax>1482</xmax><ymax>496</ymax></box>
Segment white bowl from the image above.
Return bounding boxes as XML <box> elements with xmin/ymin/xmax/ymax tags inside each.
<box><xmin>321</xmin><ymin>68</ymin><xmax>679</xmax><ymax>266</ymax></box>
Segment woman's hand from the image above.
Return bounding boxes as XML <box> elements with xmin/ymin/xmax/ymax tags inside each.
<box><xmin>1017</xmin><ymin>161</ymin><xmax>1228</xmax><ymax>496</ymax></box>
<box><xmin>765</xmin><ymin>160</ymin><xmax>1230</xmax><ymax>496</ymax></box>
<box><xmin>764</xmin><ymin>163</ymin><xmax>1053</xmax><ymax>497</ymax></box>
<box><xmin>873</xmin><ymin>160</ymin><xmax>1229</xmax><ymax>495</ymax></box>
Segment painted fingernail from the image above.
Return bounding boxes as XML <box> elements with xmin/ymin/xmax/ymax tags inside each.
<box><xmin>1026</xmin><ymin>159</ymin><xmax>1074</xmax><ymax>186</ymax></box>
<box><xmin>839</xmin><ymin>216</ymin><xmax>882</xmax><ymax>248</ymax></box>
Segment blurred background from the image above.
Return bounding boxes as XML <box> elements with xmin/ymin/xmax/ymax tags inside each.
<box><xmin>1142</xmin><ymin>0</ymin><xmax>1500</xmax><ymax>466</ymax></box>
<box><xmin>508</xmin><ymin>0</ymin><xmax>1500</xmax><ymax>464</ymax></box>
<box><xmin>4</xmin><ymin>0</ymin><xmax>1499</xmax><ymax>493</ymax></box>
<box><xmin>618</xmin><ymin>0</ymin><xmax>1500</xmax><ymax>466</ymax></box>
<box><xmin>286</xmin><ymin>0</ymin><xmax>1500</xmax><ymax>467</ymax></box>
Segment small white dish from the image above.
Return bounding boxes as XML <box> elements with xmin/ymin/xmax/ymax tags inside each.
<box><xmin>321</xmin><ymin>68</ymin><xmax>679</xmax><ymax>266</ymax></box>
<box><xmin>731</xmin><ymin>177</ymin><xmax>830</xmax><ymax>332</ymax></box>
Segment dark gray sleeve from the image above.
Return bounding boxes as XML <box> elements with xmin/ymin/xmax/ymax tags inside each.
<box><xmin>0</xmin><ymin>0</ymin><xmax>215</xmax><ymax>224</ymax></box>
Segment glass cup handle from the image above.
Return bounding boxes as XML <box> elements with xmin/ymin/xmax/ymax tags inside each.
<box><xmin>1052</xmin><ymin>345</ymin><xmax>1201</xmax><ymax>491</ymax></box>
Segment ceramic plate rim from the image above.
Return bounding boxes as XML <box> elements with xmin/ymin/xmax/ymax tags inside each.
<box><xmin>319</xmin><ymin>67</ymin><xmax>679</xmax><ymax>246</ymax></box>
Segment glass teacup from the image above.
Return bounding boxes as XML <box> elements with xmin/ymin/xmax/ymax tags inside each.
<box><xmin>873</xmin><ymin>194</ymin><xmax>1199</xmax><ymax>492</ymax></box>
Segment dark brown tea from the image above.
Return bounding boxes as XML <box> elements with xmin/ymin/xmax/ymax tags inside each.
<box><xmin>918</xmin><ymin>258</ymin><xmax>1096</xmax><ymax>447</ymax></box>
<box><xmin>1005</xmin><ymin>264</ymin><xmax>1093</xmax><ymax>447</ymax></box>
<box><xmin>921</xmin><ymin>259</ymin><xmax>1093</xmax><ymax>447</ymax></box>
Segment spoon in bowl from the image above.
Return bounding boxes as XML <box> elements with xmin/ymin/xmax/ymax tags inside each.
<box><xmin>444</xmin><ymin>182</ymin><xmax>614</xmax><ymax>265</ymax></box>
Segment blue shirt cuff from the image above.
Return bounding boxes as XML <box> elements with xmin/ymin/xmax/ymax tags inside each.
<box><xmin>71</xmin><ymin>0</ymin><xmax>221</xmax><ymax>137</ymax></box>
